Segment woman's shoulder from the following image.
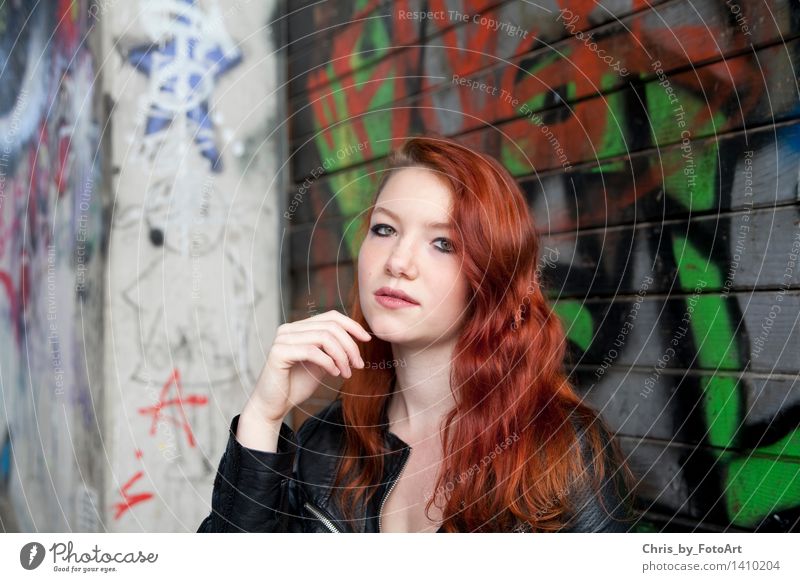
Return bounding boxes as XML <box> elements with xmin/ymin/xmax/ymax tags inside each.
<box><xmin>561</xmin><ymin>409</ymin><xmax>637</xmax><ymax>532</ymax></box>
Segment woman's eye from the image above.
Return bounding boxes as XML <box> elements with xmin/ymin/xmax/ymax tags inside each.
<box><xmin>370</xmin><ymin>223</ymin><xmax>394</xmax><ymax>236</ymax></box>
<box><xmin>434</xmin><ymin>238</ymin><xmax>455</xmax><ymax>253</ymax></box>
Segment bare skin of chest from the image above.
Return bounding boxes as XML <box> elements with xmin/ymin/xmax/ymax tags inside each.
<box><xmin>380</xmin><ymin>444</ymin><xmax>445</xmax><ymax>533</ymax></box>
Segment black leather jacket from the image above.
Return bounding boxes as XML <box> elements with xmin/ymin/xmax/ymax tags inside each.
<box><xmin>197</xmin><ymin>399</ymin><xmax>634</xmax><ymax>533</ymax></box>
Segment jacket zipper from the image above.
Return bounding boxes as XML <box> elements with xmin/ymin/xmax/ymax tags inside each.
<box><xmin>378</xmin><ymin>448</ymin><xmax>410</xmax><ymax>533</ymax></box>
<box><xmin>304</xmin><ymin>501</ymin><xmax>341</xmax><ymax>533</ymax></box>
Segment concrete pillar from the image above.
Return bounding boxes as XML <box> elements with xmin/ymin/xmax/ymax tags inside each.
<box><xmin>100</xmin><ymin>0</ymin><xmax>285</xmax><ymax>531</ymax></box>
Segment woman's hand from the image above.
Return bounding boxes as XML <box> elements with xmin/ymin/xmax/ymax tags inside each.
<box><xmin>247</xmin><ymin>310</ymin><xmax>372</xmax><ymax>423</ymax></box>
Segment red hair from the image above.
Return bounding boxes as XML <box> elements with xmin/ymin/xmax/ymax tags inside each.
<box><xmin>331</xmin><ymin>133</ymin><xmax>633</xmax><ymax>532</ymax></box>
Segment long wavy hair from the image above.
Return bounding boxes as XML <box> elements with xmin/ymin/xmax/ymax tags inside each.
<box><xmin>330</xmin><ymin>133</ymin><xmax>634</xmax><ymax>532</ymax></box>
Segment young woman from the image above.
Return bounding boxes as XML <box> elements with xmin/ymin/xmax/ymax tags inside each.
<box><xmin>198</xmin><ymin>134</ymin><xmax>637</xmax><ymax>533</ymax></box>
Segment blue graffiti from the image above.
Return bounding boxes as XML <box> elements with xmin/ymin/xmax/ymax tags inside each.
<box><xmin>126</xmin><ymin>0</ymin><xmax>242</xmax><ymax>172</ymax></box>
<box><xmin>0</xmin><ymin>430</ymin><xmax>10</xmax><ymax>484</ymax></box>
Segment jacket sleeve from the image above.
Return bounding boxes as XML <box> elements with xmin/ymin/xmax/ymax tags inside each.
<box><xmin>196</xmin><ymin>413</ymin><xmax>304</xmax><ymax>532</ymax></box>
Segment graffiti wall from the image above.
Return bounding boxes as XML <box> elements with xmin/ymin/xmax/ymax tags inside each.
<box><xmin>102</xmin><ymin>0</ymin><xmax>286</xmax><ymax>531</ymax></box>
<box><xmin>284</xmin><ymin>0</ymin><xmax>800</xmax><ymax>531</ymax></box>
<box><xmin>0</xmin><ymin>0</ymin><xmax>105</xmax><ymax>531</ymax></box>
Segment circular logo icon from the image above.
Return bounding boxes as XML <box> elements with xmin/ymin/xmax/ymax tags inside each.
<box><xmin>20</xmin><ymin>542</ymin><xmax>46</xmax><ymax>570</ymax></box>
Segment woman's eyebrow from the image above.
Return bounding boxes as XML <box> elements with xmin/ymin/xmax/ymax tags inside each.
<box><xmin>373</xmin><ymin>206</ymin><xmax>452</xmax><ymax>229</ymax></box>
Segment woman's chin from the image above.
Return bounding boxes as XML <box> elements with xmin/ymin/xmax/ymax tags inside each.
<box><xmin>366</xmin><ymin>309</ymin><xmax>439</xmax><ymax>343</ymax></box>
<box><xmin>366</xmin><ymin>321</ymin><xmax>416</xmax><ymax>344</ymax></box>
<box><xmin>369</xmin><ymin>327</ymin><xmax>408</xmax><ymax>343</ymax></box>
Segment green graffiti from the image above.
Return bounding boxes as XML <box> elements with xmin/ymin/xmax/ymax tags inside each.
<box><xmin>591</xmin><ymin>160</ymin><xmax>625</xmax><ymax>173</ymax></box>
<box><xmin>329</xmin><ymin>167</ymin><xmax>381</xmax><ymax>258</ymax></box>
<box><xmin>645</xmin><ymin>84</ymin><xmax>725</xmax><ymax>210</ymax></box>
<box><xmin>672</xmin><ymin>231</ymin><xmax>800</xmax><ymax>525</ymax></box>
<box><xmin>634</xmin><ymin>521</ymin><xmax>659</xmax><ymax>532</ymax></box>
<box><xmin>725</xmin><ymin>428</ymin><xmax>800</xmax><ymax>527</ymax></box>
<box><xmin>520</xmin><ymin>51</ymin><xmax>564</xmax><ymax>113</ymax></box>
<box><xmin>552</xmin><ymin>299</ymin><xmax>593</xmax><ymax>352</ymax></box>
<box><xmin>311</xmin><ymin>8</ymin><xmax>395</xmax><ymax>172</ymax></box>
<box><xmin>671</xmin><ymin>233</ymin><xmax>741</xmax><ymax>460</ymax></box>
<box><xmin>596</xmin><ymin>77</ymin><xmax>627</xmax><ymax>160</ymax></box>
<box><xmin>312</xmin><ymin>76</ymin><xmax>396</xmax><ymax>173</ymax></box>
<box><xmin>351</xmin><ymin>1</ymin><xmax>392</xmax><ymax>77</ymax></box>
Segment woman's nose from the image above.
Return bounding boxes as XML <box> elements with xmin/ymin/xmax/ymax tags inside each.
<box><xmin>384</xmin><ymin>242</ymin><xmax>417</xmax><ymax>278</ymax></box>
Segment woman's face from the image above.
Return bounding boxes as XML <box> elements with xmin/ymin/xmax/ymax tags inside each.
<box><xmin>358</xmin><ymin>167</ymin><xmax>470</xmax><ymax>349</ymax></box>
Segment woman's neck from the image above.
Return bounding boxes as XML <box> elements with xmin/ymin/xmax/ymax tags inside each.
<box><xmin>387</xmin><ymin>340</ymin><xmax>458</xmax><ymax>440</ymax></box>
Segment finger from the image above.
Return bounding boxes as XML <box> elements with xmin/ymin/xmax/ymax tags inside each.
<box><xmin>275</xmin><ymin>329</ymin><xmax>352</xmax><ymax>378</ymax></box>
<box><xmin>284</xmin><ymin>320</ymin><xmax>364</xmax><ymax>367</ymax></box>
<box><xmin>312</xmin><ymin>310</ymin><xmax>372</xmax><ymax>341</ymax></box>
<box><xmin>273</xmin><ymin>343</ymin><xmax>340</xmax><ymax>378</ymax></box>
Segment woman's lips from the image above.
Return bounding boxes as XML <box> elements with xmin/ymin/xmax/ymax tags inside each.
<box><xmin>374</xmin><ymin>294</ymin><xmax>419</xmax><ymax>309</ymax></box>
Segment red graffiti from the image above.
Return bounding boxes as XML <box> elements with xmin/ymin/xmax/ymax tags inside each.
<box><xmin>56</xmin><ymin>126</ymin><xmax>71</xmax><ymax>196</ymax></box>
<box><xmin>0</xmin><ymin>272</ymin><xmax>16</xmax><ymax>340</ymax></box>
<box><xmin>138</xmin><ymin>368</ymin><xmax>208</xmax><ymax>447</ymax></box>
<box><xmin>56</xmin><ymin>0</ymin><xmax>80</xmax><ymax>51</ymax></box>
<box><xmin>112</xmin><ymin>451</ymin><xmax>154</xmax><ymax>520</ymax></box>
